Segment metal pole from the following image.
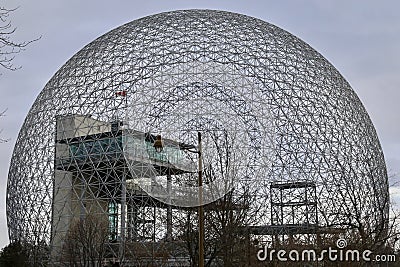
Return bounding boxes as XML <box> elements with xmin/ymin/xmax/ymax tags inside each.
<box><xmin>198</xmin><ymin>132</ymin><xmax>205</xmax><ymax>267</ymax></box>
<box><xmin>120</xmin><ymin>169</ymin><xmax>126</xmax><ymax>263</ymax></box>
<box><xmin>167</xmin><ymin>171</ymin><xmax>172</xmax><ymax>241</ymax></box>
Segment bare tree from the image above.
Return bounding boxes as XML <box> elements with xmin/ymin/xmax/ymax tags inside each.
<box><xmin>1</xmin><ymin>7</ymin><xmax>39</xmax><ymax>143</ymax></box>
<box><xmin>0</xmin><ymin>6</ymin><xmax>38</xmax><ymax>72</ymax></box>
<box><xmin>0</xmin><ymin>239</ymin><xmax>49</xmax><ymax>267</ymax></box>
<box><xmin>175</xmin><ymin>189</ymin><xmax>262</xmax><ymax>266</ymax></box>
<box><xmin>60</xmin><ymin>213</ymin><xmax>109</xmax><ymax>267</ymax></box>
<box><xmin>173</xmin><ymin>129</ymin><xmax>263</xmax><ymax>266</ymax></box>
<box><xmin>207</xmin><ymin>190</ymin><xmax>261</xmax><ymax>266</ymax></box>
<box><xmin>0</xmin><ymin>240</ymin><xmax>30</xmax><ymax>267</ymax></box>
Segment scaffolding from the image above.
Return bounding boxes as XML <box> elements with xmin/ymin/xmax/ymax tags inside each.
<box><xmin>270</xmin><ymin>181</ymin><xmax>318</xmax><ymax>243</ymax></box>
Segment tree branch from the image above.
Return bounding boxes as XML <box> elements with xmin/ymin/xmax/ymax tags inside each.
<box><xmin>0</xmin><ymin>6</ymin><xmax>40</xmax><ymax>72</ymax></box>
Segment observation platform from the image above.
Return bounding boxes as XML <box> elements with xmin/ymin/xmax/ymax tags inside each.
<box><xmin>54</xmin><ymin>114</ymin><xmax>196</xmax><ymax>207</ymax></box>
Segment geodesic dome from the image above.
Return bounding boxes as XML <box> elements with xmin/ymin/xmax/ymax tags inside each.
<box><xmin>7</xmin><ymin>9</ymin><xmax>388</xmax><ymax>263</ymax></box>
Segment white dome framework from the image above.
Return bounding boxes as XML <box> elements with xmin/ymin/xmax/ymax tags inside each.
<box><xmin>7</xmin><ymin>9</ymin><xmax>389</xmax><ymax>265</ymax></box>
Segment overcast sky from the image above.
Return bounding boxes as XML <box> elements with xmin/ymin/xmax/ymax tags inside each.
<box><xmin>0</xmin><ymin>0</ymin><xmax>399</xmax><ymax>248</ymax></box>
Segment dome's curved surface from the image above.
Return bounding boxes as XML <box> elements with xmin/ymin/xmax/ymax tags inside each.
<box><xmin>7</xmin><ymin>9</ymin><xmax>388</xmax><ymax>259</ymax></box>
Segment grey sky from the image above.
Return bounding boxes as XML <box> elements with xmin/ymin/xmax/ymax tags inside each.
<box><xmin>1</xmin><ymin>0</ymin><xmax>399</xmax><ymax>248</ymax></box>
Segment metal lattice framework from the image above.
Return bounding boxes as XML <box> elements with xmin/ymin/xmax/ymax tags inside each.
<box><xmin>7</xmin><ymin>9</ymin><xmax>388</xmax><ymax>265</ymax></box>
